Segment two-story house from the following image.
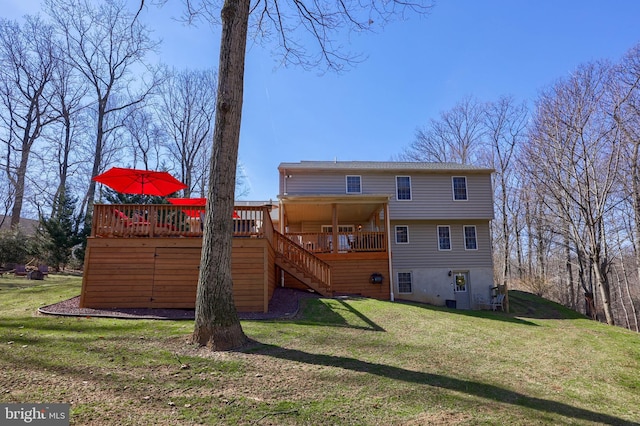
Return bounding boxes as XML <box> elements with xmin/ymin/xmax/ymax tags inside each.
<box><xmin>79</xmin><ymin>160</ymin><xmax>495</xmax><ymax>312</ymax></box>
<box><xmin>277</xmin><ymin>161</ymin><xmax>495</xmax><ymax>309</ymax></box>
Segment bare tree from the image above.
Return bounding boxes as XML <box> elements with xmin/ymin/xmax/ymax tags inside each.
<box><xmin>182</xmin><ymin>0</ymin><xmax>433</xmax><ymax>349</ymax></box>
<box><xmin>612</xmin><ymin>43</ymin><xmax>640</xmax><ymax>321</ymax></box>
<box><xmin>484</xmin><ymin>96</ymin><xmax>527</xmax><ymax>287</ymax></box>
<box><xmin>0</xmin><ymin>16</ymin><xmax>60</xmax><ymax>227</ymax></box>
<box><xmin>156</xmin><ymin>68</ymin><xmax>217</xmax><ymax>197</ymax></box>
<box><xmin>0</xmin><ymin>16</ymin><xmax>58</xmax><ymax>226</ymax></box>
<box><xmin>45</xmin><ymin>0</ymin><xmax>159</xmax><ymax>218</ymax></box>
<box><xmin>402</xmin><ymin>96</ymin><xmax>486</xmax><ymax>164</ymax></box>
<box><xmin>47</xmin><ymin>47</ymin><xmax>89</xmax><ymax>220</ymax></box>
<box><xmin>123</xmin><ymin>107</ymin><xmax>163</xmax><ymax>171</ymax></box>
<box><xmin>525</xmin><ymin>62</ymin><xmax>621</xmax><ymax>325</ymax></box>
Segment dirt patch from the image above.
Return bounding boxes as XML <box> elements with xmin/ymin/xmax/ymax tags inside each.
<box><xmin>38</xmin><ymin>287</ymin><xmax>320</xmax><ymax>320</ymax></box>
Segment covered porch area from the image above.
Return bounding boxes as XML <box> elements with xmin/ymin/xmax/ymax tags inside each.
<box><xmin>278</xmin><ymin>195</ymin><xmax>392</xmax><ymax>299</ymax></box>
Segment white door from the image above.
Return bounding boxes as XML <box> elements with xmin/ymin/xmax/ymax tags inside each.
<box><xmin>454</xmin><ymin>272</ymin><xmax>470</xmax><ymax>310</ymax></box>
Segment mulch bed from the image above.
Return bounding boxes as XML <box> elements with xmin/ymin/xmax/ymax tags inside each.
<box><xmin>38</xmin><ymin>287</ymin><xmax>320</xmax><ymax>320</ymax></box>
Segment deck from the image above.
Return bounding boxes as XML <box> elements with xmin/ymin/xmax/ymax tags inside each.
<box><xmin>81</xmin><ymin>204</ymin><xmax>390</xmax><ymax>311</ymax></box>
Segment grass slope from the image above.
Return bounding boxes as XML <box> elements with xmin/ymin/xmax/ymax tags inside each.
<box><xmin>0</xmin><ymin>276</ymin><xmax>638</xmax><ymax>425</ymax></box>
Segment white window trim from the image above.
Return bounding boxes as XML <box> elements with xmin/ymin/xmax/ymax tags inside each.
<box><xmin>395</xmin><ymin>175</ymin><xmax>412</xmax><ymax>201</ymax></box>
<box><xmin>397</xmin><ymin>271</ymin><xmax>413</xmax><ymax>294</ymax></box>
<box><xmin>463</xmin><ymin>225</ymin><xmax>478</xmax><ymax>251</ymax></box>
<box><xmin>346</xmin><ymin>175</ymin><xmax>362</xmax><ymax>194</ymax></box>
<box><xmin>437</xmin><ymin>225</ymin><xmax>452</xmax><ymax>251</ymax></box>
<box><xmin>321</xmin><ymin>225</ymin><xmax>355</xmax><ymax>233</ymax></box>
<box><xmin>395</xmin><ymin>225</ymin><xmax>409</xmax><ymax>244</ymax></box>
<box><xmin>452</xmin><ymin>176</ymin><xmax>468</xmax><ymax>201</ymax></box>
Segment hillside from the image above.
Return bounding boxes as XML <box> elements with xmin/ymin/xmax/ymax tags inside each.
<box><xmin>0</xmin><ymin>276</ymin><xmax>638</xmax><ymax>425</ymax></box>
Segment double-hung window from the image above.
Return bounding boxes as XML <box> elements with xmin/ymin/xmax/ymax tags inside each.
<box><xmin>452</xmin><ymin>176</ymin><xmax>468</xmax><ymax>201</ymax></box>
<box><xmin>464</xmin><ymin>225</ymin><xmax>478</xmax><ymax>250</ymax></box>
<box><xmin>396</xmin><ymin>176</ymin><xmax>411</xmax><ymax>200</ymax></box>
<box><xmin>437</xmin><ymin>225</ymin><xmax>451</xmax><ymax>250</ymax></box>
<box><xmin>346</xmin><ymin>175</ymin><xmax>361</xmax><ymax>194</ymax></box>
<box><xmin>395</xmin><ymin>225</ymin><xmax>409</xmax><ymax>244</ymax></box>
<box><xmin>397</xmin><ymin>272</ymin><xmax>412</xmax><ymax>293</ymax></box>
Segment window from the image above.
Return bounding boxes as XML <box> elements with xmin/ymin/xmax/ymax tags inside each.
<box><xmin>438</xmin><ymin>226</ymin><xmax>451</xmax><ymax>250</ymax></box>
<box><xmin>397</xmin><ymin>272</ymin><xmax>412</xmax><ymax>293</ymax></box>
<box><xmin>346</xmin><ymin>175</ymin><xmax>361</xmax><ymax>194</ymax></box>
<box><xmin>395</xmin><ymin>225</ymin><xmax>409</xmax><ymax>244</ymax></box>
<box><xmin>396</xmin><ymin>176</ymin><xmax>411</xmax><ymax>200</ymax></box>
<box><xmin>464</xmin><ymin>225</ymin><xmax>478</xmax><ymax>250</ymax></box>
<box><xmin>452</xmin><ymin>176</ymin><xmax>468</xmax><ymax>201</ymax></box>
<box><xmin>322</xmin><ymin>225</ymin><xmax>354</xmax><ymax>251</ymax></box>
<box><xmin>321</xmin><ymin>225</ymin><xmax>354</xmax><ymax>233</ymax></box>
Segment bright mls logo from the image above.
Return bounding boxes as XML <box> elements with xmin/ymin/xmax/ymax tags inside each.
<box><xmin>1</xmin><ymin>404</ymin><xmax>69</xmax><ymax>425</ymax></box>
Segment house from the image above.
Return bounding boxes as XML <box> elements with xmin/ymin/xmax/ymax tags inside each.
<box><xmin>79</xmin><ymin>161</ymin><xmax>495</xmax><ymax>312</ymax></box>
<box><xmin>277</xmin><ymin>161</ymin><xmax>495</xmax><ymax>309</ymax></box>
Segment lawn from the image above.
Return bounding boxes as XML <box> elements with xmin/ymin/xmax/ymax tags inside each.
<box><xmin>1</xmin><ymin>275</ymin><xmax>639</xmax><ymax>425</ymax></box>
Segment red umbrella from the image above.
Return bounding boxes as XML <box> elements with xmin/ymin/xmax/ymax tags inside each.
<box><xmin>167</xmin><ymin>197</ymin><xmax>206</xmax><ymax>218</ymax></box>
<box><xmin>93</xmin><ymin>167</ymin><xmax>187</xmax><ymax>196</ymax></box>
<box><xmin>167</xmin><ymin>198</ymin><xmax>240</xmax><ymax>218</ymax></box>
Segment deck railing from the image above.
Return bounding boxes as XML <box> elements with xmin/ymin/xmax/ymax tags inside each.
<box><xmin>91</xmin><ymin>203</ymin><xmax>272</xmax><ymax>239</ymax></box>
<box><xmin>284</xmin><ymin>231</ymin><xmax>387</xmax><ymax>253</ymax></box>
<box><xmin>274</xmin><ymin>231</ymin><xmax>332</xmax><ymax>291</ymax></box>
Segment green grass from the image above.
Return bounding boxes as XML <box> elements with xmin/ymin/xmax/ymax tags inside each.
<box><xmin>1</xmin><ymin>276</ymin><xmax>639</xmax><ymax>425</ymax></box>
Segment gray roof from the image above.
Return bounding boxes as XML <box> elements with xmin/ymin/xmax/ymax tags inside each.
<box><xmin>278</xmin><ymin>161</ymin><xmax>493</xmax><ymax>173</ymax></box>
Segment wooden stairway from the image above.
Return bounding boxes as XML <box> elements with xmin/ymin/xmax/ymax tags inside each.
<box><xmin>273</xmin><ymin>231</ymin><xmax>332</xmax><ymax>297</ymax></box>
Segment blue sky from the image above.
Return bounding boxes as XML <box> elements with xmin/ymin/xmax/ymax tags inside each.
<box><xmin>6</xmin><ymin>1</ymin><xmax>640</xmax><ymax>201</ymax></box>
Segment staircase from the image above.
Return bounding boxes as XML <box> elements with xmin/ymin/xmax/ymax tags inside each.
<box><xmin>273</xmin><ymin>231</ymin><xmax>332</xmax><ymax>296</ymax></box>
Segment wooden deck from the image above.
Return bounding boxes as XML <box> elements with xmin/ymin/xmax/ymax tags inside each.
<box><xmin>80</xmin><ymin>237</ymin><xmax>276</xmax><ymax>312</ymax></box>
<box><xmin>91</xmin><ymin>203</ymin><xmax>267</xmax><ymax>239</ymax></box>
<box><xmin>81</xmin><ymin>203</ymin><xmax>392</xmax><ymax>311</ymax></box>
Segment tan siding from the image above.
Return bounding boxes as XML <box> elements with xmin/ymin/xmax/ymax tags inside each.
<box><xmin>283</xmin><ymin>170</ymin><xmax>494</xmax><ymax>220</ymax></box>
<box><xmin>285</xmin><ymin>172</ymin><xmax>346</xmax><ymax>194</ymax></box>
<box><xmin>391</xmin><ymin>220</ymin><xmax>493</xmax><ymax>271</ymax></box>
<box><xmin>387</xmin><ymin>173</ymin><xmax>494</xmax><ymax>220</ymax></box>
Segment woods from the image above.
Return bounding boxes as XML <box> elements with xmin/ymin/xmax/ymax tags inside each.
<box><xmin>0</xmin><ymin>1</ymin><xmax>219</xmax><ymax>228</ymax></box>
<box><xmin>403</xmin><ymin>52</ymin><xmax>640</xmax><ymax>329</ymax></box>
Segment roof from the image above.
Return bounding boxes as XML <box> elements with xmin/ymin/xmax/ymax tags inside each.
<box><xmin>278</xmin><ymin>161</ymin><xmax>494</xmax><ymax>173</ymax></box>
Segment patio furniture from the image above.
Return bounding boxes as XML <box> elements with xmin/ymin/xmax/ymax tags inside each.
<box><xmin>113</xmin><ymin>208</ymin><xmax>151</xmax><ymax>236</ymax></box>
<box><xmin>474</xmin><ymin>294</ymin><xmax>491</xmax><ymax>310</ymax></box>
<box><xmin>491</xmin><ymin>293</ymin><xmax>505</xmax><ymax>311</ymax></box>
<box><xmin>14</xmin><ymin>264</ymin><xmax>27</xmax><ymax>277</ymax></box>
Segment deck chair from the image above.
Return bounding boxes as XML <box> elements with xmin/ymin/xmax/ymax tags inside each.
<box><xmin>491</xmin><ymin>293</ymin><xmax>505</xmax><ymax>311</ymax></box>
<box><xmin>38</xmin><ymin>265</ymin><xmax>49</xmax><ymax>276</ymax></box>
<box><xmin>14</xmin><ymin>264</ymin><xmax>27</xmax><ymax>277</ymax></box>
<box><xmin>474</xmin><ymin>294</ymin><xmax>491</xmax><ymax>310</ymax></box>
<box><xmin>113</xmin><ymin>208</ymin><xmax>150</xmax><ymax>236</ymax></box>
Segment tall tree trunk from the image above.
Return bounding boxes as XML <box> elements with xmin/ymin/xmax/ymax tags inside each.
<box><xmin>631</xmin><ymin>141</ymin><xmax>640</xmax><ymax>314</ymax></box>
<box><xmin>592</xmin><ymin>233</ymin><xmax>614</xmax><ymax>325</ymax></box>
<box><xmin>53</xmin><ymin>111</ymin><xmax>72</xmax><ymax>218</ymax></box>
<box><xmin>620</xmin><ymin>256</ymin><xmax>639</xmax><ymax>332</ymax></box>
<box><xmin>612</xmin><ymin>266</ymin><xmax>631</xmax><ymax>330</ymax></box>
<box><xmin>192</xmin><ymin>0</ymin><xmax>250</xmax><ymax>350</ymax></box>
<box><xmin>84</xmin><ymin>99</ymin><xmax>106</xmax><ymax>219</ymax></box>
<box><xmin>563</xmin><ymin>227</ymin><xmax>576</xmax><ymax>310</ymax></box>
<box><xmin>514</xmin><ymin>215</ymin><xmax>524</xmax><ymax>279</ymax></box>
<box><xmin>10</xmin><ymin>145</ymin><xmax>30</xmax><ymax>227</ymax></box>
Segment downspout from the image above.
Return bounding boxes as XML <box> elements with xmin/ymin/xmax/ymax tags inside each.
<box><xmin>280</xmin><ymin>169</ymin><xmax>286</xmax><ymax>233</ymax></box>
<box><xmin>385</xmin><ymin>202</ymin><xmax>394</xmax><ymax>302</ymax></box>
<box><xmin>283</xmin><ymin>168</ymin><xmax>288</xmax><ymax>198</ymax></box>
